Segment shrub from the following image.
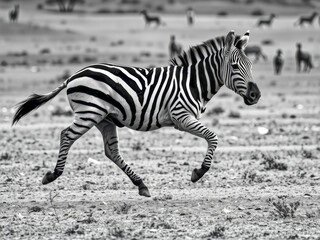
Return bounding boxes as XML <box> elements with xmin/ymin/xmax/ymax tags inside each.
<box><xmin>207</xmin><ymin>106</ymin><xmax>225</xmax><ymax>116</ymax></box>
<box><xmin>251</xmin><ymin>9</ymin><xmax>264</xmax><ymax>16</ymax></box>
<box><xmin>267</xmin><ymin>197</ymin><xmax>300</xmax><ymax>218</ymax></box>
<box><xmin>261</xmin><ymin>153</ymin><xmax>287</xmax><ymax>171</ymax></box>
<box><xmin>113</xmin><ymin>202</ymin><xmax>132</xmax><ymax>214</ymax></box>
<box><xmin>217</xmin><ymin>11</ymin><xmax>228</xmax><ymax>16</ymax></box>
<box><xmin>242</xmin><ymin>169</ymin><xmax>264</xmax><ymax>183</ymax></box>
<box><xmin>228</xmin><ymin>110</ymin><xmax>241</xmax><ymax>118</ymax></box>
<box><xmin>39</xmin><ymin>48</ymin><xmax>51</xmax><ymax>54</ymax></box>
<box><xmin>206</xmin><ymin>225</ymin><xmax>225</xmax><ymax>238</ymax></box>
<box><xmin>261</xmin><ymin>39</ymin><xmax>274</xmax><ymax>45</ymax></box>
<box><xmin>69</xmin><ymin>55</ymin><xmax>81</xmax><ymax>64</ymax></box>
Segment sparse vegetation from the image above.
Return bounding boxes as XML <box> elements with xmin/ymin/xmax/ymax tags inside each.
<box><xmin>207</xmin><ymin>106</ymin><xmax>225</xmax><ymax>116</ymax></box>
<box><xmin>205</xmin><ymin>225</ymin><xmax>226</xmax><ymax>238</ymax></box>
<box><xmin>113</xmin><ymin>202</ymin><xmax>132</xmax><ymax>214</ymax></box>
<box><xmin>0</xmin><ymin>152</ymin><xmax>12</xmax><ymax>161</ymax></box>
<box><xmin>65</xmin><ymin>225</ymin><xmax>85</xmax><ymax>236</ymax></box>
<box><xmin>132</xmin><ymin>141</ymin><xmax>144</xmax><ymax>151</ymax></box>
<box><xmin>45</xmin><ymin>0</ymin><xmax>85</xmax><ymax>12</ymax></box>
<box><xmin>267</xmin><ymin>197</ymin><xmax>300</xmax><ymax>218</ymax></box>
<box><xmin>242</xmin><ymin>169</ymin><xmax>264</xmax><ymax>183</ymax></box>
<box><xmin>261</xmin><ymin>153</ymin><xmax>288</xmax><ymax>171</ymax></box>
<box><xmin>228</xmin><ymin>110</ymin><xmax>241</xmax><ymax>118</ymax></box>
<box><xmin>48</xmin><ymin>191</ymin><xmax>60</xmax><ymax>223</ymax></box>
<box><xmin>251</xmin><ymin>9</ymin><xmax>264</xmax><ymax>16</ymax></box>
<box><xmin>1</xmin><ymin>2</ymin><xmax>320</xmax><ymax>239</ymax></box>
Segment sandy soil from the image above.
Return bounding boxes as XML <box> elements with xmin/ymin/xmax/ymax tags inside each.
<box><xmin>0</xmin><ymin>1</ymin><xmax>320</xmax><ymax>239</ymax></box>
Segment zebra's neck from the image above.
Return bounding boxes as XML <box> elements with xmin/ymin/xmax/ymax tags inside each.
<box><xmin>187</xmin><ymin>50</ymin><xmax>224</xmax><ymax>106</ymax></box>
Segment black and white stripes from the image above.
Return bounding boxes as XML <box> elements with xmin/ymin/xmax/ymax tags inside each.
<box><xmin>13</xmin><ymin>30</ymin><xmax>261</xmax><ymax>197</ymax></box>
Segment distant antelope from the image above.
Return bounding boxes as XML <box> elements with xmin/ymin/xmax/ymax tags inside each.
<box><xmin>9</xmin><ymin>4</ymin><xmax>19</xmax><ymax>22</ymax></box>
<box><xmin>244</xmin><ymin>45</ymin><xmax>267</xmax><ymax>63</ymax></box>
<box><xmin>256</xmin><ymin>14</ymin><xmax>276</xmax><ymax>28</ymax></box>
<box><xmin>296</xmin><ymin>43</ymin><xmax>313</xmax><ymax>72</ymax></box>
<box><xmin>140</xmin><ymin>10</ymin><xmax>164</xmax><ymax>27</ymax></box>
<box><xmin>294</xmin><ymin>12</ymin><xmax>318</xmax><ymax>27</ymax></box>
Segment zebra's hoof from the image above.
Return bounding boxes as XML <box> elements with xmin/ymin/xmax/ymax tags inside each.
<box><xmin>139</xmin><ymin>186</ymin><xmax>151</xmax><ymax>197</ymax></box>
<box><xmin>42</xmin><ymin>171</ymin><xmax>57</xmax><ymax>185</ymax></box>
<box><xmin>191</xmin><ymin>168</ymin><xmax>201</xmax><ymax>183</ymax></box>
<box><xmin>138</xmin><ymin>182</ymin><xmax>151</xmax><ymax>197</ymax></box>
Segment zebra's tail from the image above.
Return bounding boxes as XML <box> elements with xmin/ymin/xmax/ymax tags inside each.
<box><xmin>12</xmin><ymin>81</ymin><xmax>67</xmax><ymax>125</ymax></box>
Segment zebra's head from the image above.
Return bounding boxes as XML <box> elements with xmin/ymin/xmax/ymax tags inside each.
<box><xmin>222</xmin><ymin>30</ymin><xmax>261</xmax><ymax>105</ymax></box>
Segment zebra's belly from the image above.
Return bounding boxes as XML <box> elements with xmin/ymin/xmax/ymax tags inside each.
<box><xmin>108</xmin><ymin>108</ymin><xmax>174</xmax><ymax>131</ymax></box>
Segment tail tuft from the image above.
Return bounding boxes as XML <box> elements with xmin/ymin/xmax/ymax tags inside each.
<box><xmin>12</xmin><ymin>83</ymin><xmax>67</xmax><ymax>125</ymax></box>
<box><xmin>12</xmin><ymin>94</ymin><xmax>47</xmax><ymax>125</ymax></box>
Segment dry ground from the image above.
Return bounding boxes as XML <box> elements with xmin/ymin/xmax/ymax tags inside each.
<box><xmin>0</xmin><ymin>2</ymin><xmax>320</xmax><ymax>240</ymax></box>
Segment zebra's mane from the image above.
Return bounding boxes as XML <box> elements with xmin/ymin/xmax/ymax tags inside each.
<box><xmin>170</xmin><ymin>35</ymin><xmax>241</xmax><ymax>66</ymax></box>
<box><xmin>170</xmin><ymin>36</ymin><xmax>226</xmax><ymax>66</ymax></box>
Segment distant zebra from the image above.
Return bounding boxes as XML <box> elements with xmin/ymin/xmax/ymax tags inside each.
<box><xmin>244</xmin><ymin>45</ymin><xmax>267</xmax><ymax>63</ymax></box>
<box><xmin>169</xmin><ymin>35</ymin><xmax>183</xmax><ymax>58</ymax></box>
<box><xmin>294</xmin><ymin>12</ymin><xmax>318</xmax><ymax>27</ymax></box>
<box><xmin>296</xmin><ymin>43</ymin><xmax>313</xmax><ymax>72</ymax></box>
<box><xmin>186</xmin><ymin>7</ymin><xmax>195</xmax><ymax>26</ymax></box>
<box><xmin>140</xmin><ymin>10</ymin><xmax>163</xmax><ymax>27</ymax></box>
<box><xmin>255</xmin><ymin>14</ymin><xmax>276</xmax><ymax>28</ymax></box>
<box><xmin>9</xmin><ymin>4</ymin><xmax>19</xmax><ymax>22</ymax></box>
<box><xmin>273</xmin><ymin>49</ymin><xmax>284</xmax><ymax>75</ymax></box>
<box><xmin>13</xmin><ymin>30</ymin><xmax>261</xmax><ymax>197</ymax></box>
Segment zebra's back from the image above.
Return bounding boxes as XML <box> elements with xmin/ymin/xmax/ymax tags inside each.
<box><xmin>66</xmin><ymin>63</ymin><xmax>178</xmax><ymax>131</ymax></box>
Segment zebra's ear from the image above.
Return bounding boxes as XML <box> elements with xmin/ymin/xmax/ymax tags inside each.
<box><xmin>225</xmin><ymin>30</ymin><xmax>235</xmax><ymax>53</ymax></box>
<box><xmin>235</xmin><ymin>30</ymin><xmax>250</xmax><ymax>50</ymax></box>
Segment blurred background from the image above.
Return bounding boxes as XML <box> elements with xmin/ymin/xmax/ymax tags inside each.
<box><xmin>0</xmin><ymin>0</ymin><xmax>319</xmax><ymax>135</ymax></box>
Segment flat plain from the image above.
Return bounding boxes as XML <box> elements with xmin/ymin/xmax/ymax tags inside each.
<box><xmin>0</xmin><ymin>1</ymin><xmax>320</xmax><ymax>239</ymax></box>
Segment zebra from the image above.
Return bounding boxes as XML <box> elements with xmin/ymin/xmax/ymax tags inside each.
<box><xmin>255</xmin><ymin>14</ymin><xmax>276</xmax><ymax>28</ymax></box>
<box><xmin>140</xmin><ymin>10</ymin><xmax>164</xmax><ymax>27</ymax></box>
<box><xmin>9</xmin><ymin>4</ymin><xmax>19</xmax><ymax>22</ymax></box>
<box><xmin>244</xmin><ymin>45</ymin><xmax>267</xmax><ymax>63</ymax></box>
<box><xmin>273</xmin><ymin>49</ymin><xmax>284</xmax><ymax>75</ymax></box>
<box><xmin>294</xmin><ymin>12</ymin><xmax>318</xmax><ymax>27</ymax></box>
<box><xmin>296</xmin><ymin>43</ymin><xmax>313</xmax><ymax>72</ymax></box>
<box><xmin>186</xmin><ymin>7</ymin><xmax>195</xmax><ymax>26</ymax></box>
<box><xmin>12</xmin><ymin>30</ymin><xmax>261</xmax><ymax>197</ymax></box>
<box><xmin>169</xmin><ymin>35</ymin><xmax>183</xmax><ymax>59</ymax></box>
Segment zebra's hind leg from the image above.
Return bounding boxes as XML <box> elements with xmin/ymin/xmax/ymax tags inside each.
<box><xmin>96</xmin><ymin>120</ymin><xmax>150</xmax><ymax>197</ymax></box>
<box><xmin>42</xmin><ymin>115</ymin><xmax>103</xmax><ymax>184</ymax></box>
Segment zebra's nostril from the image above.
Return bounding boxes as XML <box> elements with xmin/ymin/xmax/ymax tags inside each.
<box><xmin>250</xmin><ymin>92</ymin><xmax>256</xmax><ymax>99</ymax></box>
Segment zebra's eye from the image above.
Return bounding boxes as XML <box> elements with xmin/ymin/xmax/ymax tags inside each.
<box><xmin>231</xmin><ymin>63</ymin><xmax>239</xmax><ymax>70</ymax></box>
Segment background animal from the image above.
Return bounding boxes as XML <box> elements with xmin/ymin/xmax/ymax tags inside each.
<box><xmin>296</xmin><ymin>43</ymin><xmax>313</xmax><ymax>72</ymax></box>
<box><xmin>140</xmin><ymin>10</ymin><xmax>163</xmax><ymax>27</ymax></box>
<box><xmin>256</xmin><ymin>14</ymin><xmax>276</xmax><ymax>27</ymax></box>
<box><xmin>273</xmin><ymin>49</ymin><xmax>284</xmax><ymax>75</ymax></box>
<box><xmin>169</xmin><ymin>35</ymin><xmax>183</xmax><ymax>58</ymax></box>
<box><xmin>9</xmin><ymin>4</ymin><xmax>19</xmax><ymax>22</ymax></box>
<box><xmin>294</xmin><ymin>12</ymin><xmax>318</xmax><ymax>26</ymax></box>
<box><xmin>244</xmin><ymin>45</ymin><xmax>267</xmax><ymax>63</ymax></box>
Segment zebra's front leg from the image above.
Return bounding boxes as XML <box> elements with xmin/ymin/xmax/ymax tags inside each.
<box><xmin>172</xmin><ymin>114</ymin><xmax>218</xmax><ymax>183</ymax></box>
<box><xmin>96</xmin><ymin>120</ymin><xmax>151</xmax><ymax>197</ymax></box>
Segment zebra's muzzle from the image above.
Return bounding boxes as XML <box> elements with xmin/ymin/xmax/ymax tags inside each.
<box><xmin>244</xmin><ymin>82</ymin><xmax>261</xmax><ymax>105</ymax></box>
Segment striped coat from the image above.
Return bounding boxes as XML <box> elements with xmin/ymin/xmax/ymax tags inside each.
<box><xmin>13</xmin><ymin>31</ymin><xmax>261</xmax><ymax>197</ymax></box>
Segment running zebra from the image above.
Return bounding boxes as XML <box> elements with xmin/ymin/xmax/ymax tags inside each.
<box><xmin>12</xmin><ymin>30</ymin><xmax>261</xmax><ymax>197</ymax></box>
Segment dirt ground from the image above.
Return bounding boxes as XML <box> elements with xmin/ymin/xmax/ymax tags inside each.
<box><xmin>0</xmin><ymin>1</ymin><xmax>320</xmax><ymax>239</ymax></box>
